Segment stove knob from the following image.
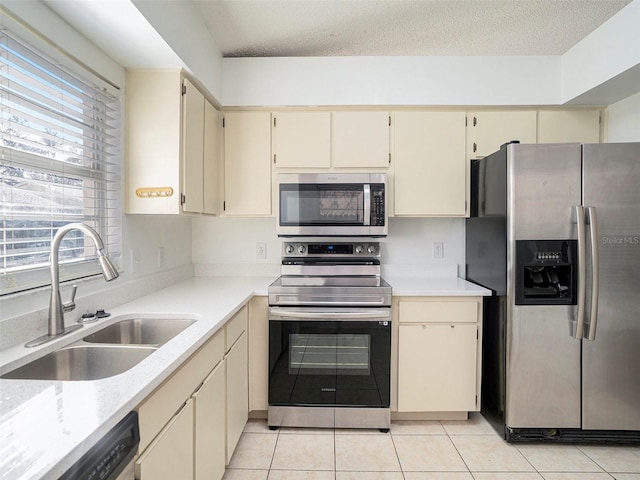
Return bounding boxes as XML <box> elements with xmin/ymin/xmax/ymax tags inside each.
<box><xmin>297</xmin><ymin>244</ymin><xmax>307</xmax><ymax>254</ymax></box>
<box><xmin>355</xmin><ymin>244</ymin><xmax>364</xmax><ymax>254</ymax></box>
<box><xmin>367</xmin><ymin>244</ymin><xmax>378</xmax><ymax>255</ymax></box>
<box><xmin>285</xmin><ymin>244</ymin><xmax>295</xmax><ymax>255</ymax></box>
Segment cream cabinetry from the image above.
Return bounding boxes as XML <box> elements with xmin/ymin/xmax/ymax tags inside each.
<box><xmin>182</xmin><ymin>78</ymin><xmax>205</xmax><ymax>213</ymax></box>
<box><xmin>248</xmin><ymin>296</ymin><xmax>269</xmax><ymax>413</ymax></box>
<box><xmin>272</xmin><ymin>112</ymin><xmax>331</xmax><ymax>168</ymax></box>
<box><xmin>223</xmin><ymin>111</ymin><xmax>272</xmax><ymax>215</ymax></box>
<box><xmin>193</xmin><ymin>361</ymin><xmax>226</xmax><ymax>480</ymax></box>
<box><xmin>332</xmin><ymin>111</ymin><xmax>391</xmax><ymax>168</ymax></box>
<box><xmin>538</xmin><ymin>110</ymin><xmax>601</xmax><ymax>143</ymax></box>
<box><xmin>467</xmin><ymin>111</ymin><xmax>537</xmax><ymax>158</ymax></box>
<box><xmin>135</xmin><ymin>399</ymin><xmax>194</xmax><ymax>480</ymax></box>
<box><xmin>395</xmin><ymin>297</ymin><xmax>482</xmax><ymax>414</ymax></box>
<box><xmin>225</xmin><ymin>333</ymin><xmax>248</xmax><ymax>463</ymax></box>
<box><xmin>136</xmin><ymin>306</ymin><xmax>249</xmax><ymax>480</ymax></box>
<box><xmin>394</xmin><ymin>111</ymin><xmax>467</xmax><ymax>216</ymax></box>
<box><xmin>204</xmin><ymin>102</ymin><xmax>221</xmax><ymax>214</ymax></box>
<box><xmin>225</xmin><ymin>306</ymin><xmax>249</xmax><ymax>464</ymax></box>
<box><xmin>126</xmin><ymin>70</ymin><xmax>219</xmax><ymax>215</ymax></box>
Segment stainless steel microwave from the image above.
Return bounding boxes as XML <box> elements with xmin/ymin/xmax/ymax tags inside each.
<box><xmin>276</xmin><ymin>173</ymin><xmax>387</xmax><ymax>237</ymax></box>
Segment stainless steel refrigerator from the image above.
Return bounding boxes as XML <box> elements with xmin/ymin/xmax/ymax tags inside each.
<box><xmin>466</xmin><ymin>142</ymin><xmax>640</xmax><ymax>442</ymax></box>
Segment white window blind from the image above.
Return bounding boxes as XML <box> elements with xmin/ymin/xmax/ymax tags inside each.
<box><xmin>0</xmin><ymin>28</ymin><xmax>121</xmax><ymax>296</ymax></box>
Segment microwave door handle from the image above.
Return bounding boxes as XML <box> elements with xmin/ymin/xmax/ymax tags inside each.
<box><xmin>363</xmin><ymin>184</ymin><xmax>371</xmax><ymax>226</ymax></box>
<box><xmin>586</xmin><ymin>206</ymin><xmax>600</xmax><ymax>341</ymax></box>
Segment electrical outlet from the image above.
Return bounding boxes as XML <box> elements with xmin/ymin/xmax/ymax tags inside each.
<box><xmin>256</xmin><ymin>242</ymin><xmax>267</xmax><ymax>259</ymax></box>
<box><xmin>433</xmin><ymin>242</ymin><xmax>444</xmax><ymax>259</ymax></box>
<box><xmin>157</xmin><ymin>246</ymin><xmax>165</xmax><ymax>268</ymax></box>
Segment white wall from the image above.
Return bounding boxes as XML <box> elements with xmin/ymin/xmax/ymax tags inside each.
<box><xmin>562</xmin><ymin>0</ymin><xmax>640</xmax><ymax>105</ymax></box>
<box><xmin>192</xmin><ymin>216</ymin><xmax>464</xmax><ymax>278</ymax></box>
<box><xmin>606</xmin><ymin>91</ymin><xmax>640</xmax><ymax>141</ymax></box>
<box><xmin>222</xmin><ymin>56</ymin><xmax>560</xmax><ymax>107</ymax></box>
<box><xmin>132</xmin><ymin>0</ymin><xmax>224</xmax><ymax>103</ymax></box>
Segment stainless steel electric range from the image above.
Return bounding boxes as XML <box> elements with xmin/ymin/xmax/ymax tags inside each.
<box><xmin>267</xmin><ymin>241</ymin><xmax>392</xmax><ymax>431</ymax></box>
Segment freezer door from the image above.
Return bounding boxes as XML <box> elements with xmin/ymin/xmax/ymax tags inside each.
<box><xmin>506</xmin><ymin>144</ymin><xmax>583</xmax><ymax>429</ymax></box>
<box><xmin>581</xmin><ymin>143</ymin><xmax>640</xmax><ymax>431</ymax></box>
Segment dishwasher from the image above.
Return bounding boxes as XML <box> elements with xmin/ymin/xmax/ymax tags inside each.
<box><xmin>59</xmin><ymin>412</ymin><xmax>139</xmax><ymax>480</ymax></box>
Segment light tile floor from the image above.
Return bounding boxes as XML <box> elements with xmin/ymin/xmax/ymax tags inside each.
<box><xmin>223</xmin><ymin>414</ymin><xmax>640</xmax><ymax>480</ymax></box>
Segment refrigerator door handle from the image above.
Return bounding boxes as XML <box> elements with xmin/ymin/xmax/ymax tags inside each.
<box><xmin>574</xmin><ymin>205</ymin><xmax>587</xmax><ymax>339</ymax></box>
<box><xmin>586</xmin><ymin>206</ymin><xmax>600</xmax><ymax>341</ymax></box>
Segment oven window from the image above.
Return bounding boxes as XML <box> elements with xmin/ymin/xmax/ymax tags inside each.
<box><xmin>269</xmin><ymin>319</ymin><xmax>391</xmax><ymax>408</ymax></box>
<box><xmin>280</xmin><ymin>184</ymin><xmax>364</xmax><ymax>225</ymax></box>
<box><xmin>290</xmin><ymin>333</ymin><xmax>370</xmax><ymax>375</ymax></box>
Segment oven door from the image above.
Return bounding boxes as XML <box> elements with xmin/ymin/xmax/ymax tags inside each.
<box><xmin>268</xmin><ymin>307</ymin><xmax>391</xmax><ymax>408</ymax></box>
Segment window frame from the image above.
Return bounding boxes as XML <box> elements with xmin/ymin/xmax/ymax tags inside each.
<box><xmin>0</xmin><ymin>26</ymin><xmax>122</xmax><ymax>296</ymax></box>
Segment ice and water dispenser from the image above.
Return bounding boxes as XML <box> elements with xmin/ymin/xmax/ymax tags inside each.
<box><xmin>515</xmin><ymin>240</ymin><xmax>577</xmax><ymax>305</ymax></box>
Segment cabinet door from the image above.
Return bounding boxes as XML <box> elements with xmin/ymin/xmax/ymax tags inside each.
<box><xmin>203</xmin><ymin>101</ymin><xmax>220</xmax><ymax>215</ymax></box>
<box><xmin>273</xmin><ymin>112</ymin><xmax>331</xmax><ymax>168</ymax></box>
<box><xmin>223</xmin><ymin>111</ymin><xmax>272</xmax><ymax>215</ymax></box>
<box><xmin>182</xmin><ymin>78</ymin><xmax>205</xmax><ymax>213</ymax></box>
<box><xmin>125</xmin><ymin>70</ymin><xmax>182</xmax><ymax>214</ymax></box>
<box><xmin>225</xmin><ymin>332</ymin><xmax>248</xmax><ymax>464</ymax></box>
<box><xmin>332</xmin><ymin>111</ymin><xmax>390</xmax><ymax>168</ymax></box>
<box><xmin>394</xmin><ymin>111</ymin><xmax>467</xmax><ymax>216</ymax></box>
<box><xmin>194</xmin><ymin>361</ymin><xmax>225</xmax><ymax>480</ymax></box>
<box><xmin>469</xmin><ymin>111</ymin><xmax>537</xmax><ymax>158</ymax></box>
<box><xmin>398</xmin><ymin>324</ymin><xmax>478</xmax><ymax>412</ymax></box>
<box><xmin>136</xmin><ymin>399</ymin><xmax>194</xmax><ymax>480</ymax></box>
<box><xmin>538</xmin><ymin>110</ymin><xmax>601</xmax><ymax>143</ymax></box>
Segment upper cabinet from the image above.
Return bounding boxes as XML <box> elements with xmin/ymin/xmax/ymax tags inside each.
<box><xmin>394</xmin><ymin>111</ymin><xmax>467</xmax><ymax>216</ymax></box>
<box><xmin>467</xmin><ymin>111</ymin><xmax>537</xmax><ymax>158</ymax></box>
<box><xmin>538</xmin><ymin>110</ymin><xmax>601</xmax><ymax>144</ymax></box>
<box><xmin>272</xmin><ymin>112</ymin><xmax>331</xmax><ymax>168</ymax></box>
<box><xmin>182</xmin><ymin>78</ymin><xmax>205</xmax><ymax>214</ymax></box>
<box><xmin>332</xmin><ymin>111</ymin><xmax>391</xmax><ymax>168</ymax></box>
<box><xmin>126</xmin><ymin>70</ymin><xmax>220</xmax><ymax>215</ymax></box>
<box><xmin>203</xmin><ymin>102</ymin><xmax>221</xmax><ymax>215</ymax></box>
<box><xmin>223</xmin><ymin>111</ymin><xmax>272</xmax><ymax>216</ymax></box>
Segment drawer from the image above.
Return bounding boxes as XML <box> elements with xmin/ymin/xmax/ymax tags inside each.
<box><xmin>226</xmin><ymin>305</ymin><xmax>248</xmax><ymax>351</ymax></box>
<box><xmin>138</xmin><ymin>330</ymin><xmax>224</xmax><ymax>452</ymax></box>
<box><xmin>398</xmin><ymin>300</ymin><xmax>478</xmax><ymax>324</ymax></box>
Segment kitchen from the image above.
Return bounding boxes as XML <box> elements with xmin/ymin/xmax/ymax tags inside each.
<box><xmin>1</xmin><ymin>1</ymin><xmax>640</xmax><ymax>479</ymax></box>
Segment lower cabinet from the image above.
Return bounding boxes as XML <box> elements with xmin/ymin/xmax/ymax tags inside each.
<box><xmin>395</xmin><ymin>297</ymin><xmax>483</xmax><ymax>415</ymax></box>
<box><xmin>194</xmin><ymin>361</ymin><xmax>226</xmax><ymax>480</ymax></box>
<box><xmin>136</xmin><ymin>399</ymin><xmax>194</xmax><ymax>480</ymax></box>
<box><xmin>135</xmin><ymin>305</ymin><xmax>249</xmax><ymax>480</ymax></box>
<box><xmin>225</xmin><ymin>332</ymin><xmax>248</xmax><ymax>464</ymax></box>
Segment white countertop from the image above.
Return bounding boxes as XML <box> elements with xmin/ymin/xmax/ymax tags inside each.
<box><xmin>386</xmin><ymin>276</ymin><xmax>491</xmax><ymax>297</ymax></box>
<box><xmin>0</xmin><ymin>274</ymin><xmax>489</xmax><ymax>480</ymax></box>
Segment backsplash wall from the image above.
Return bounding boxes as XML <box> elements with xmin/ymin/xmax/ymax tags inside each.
<box><xmin>192</xmin><ymin>216</ymin><xmax>465</xmax><ymax>277</ymax></box>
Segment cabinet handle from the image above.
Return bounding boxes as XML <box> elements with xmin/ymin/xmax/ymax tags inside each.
<box><xmin>473</xmin><ymin>142</ymin><xmax>477</xmax><ymax>153</ymax></box>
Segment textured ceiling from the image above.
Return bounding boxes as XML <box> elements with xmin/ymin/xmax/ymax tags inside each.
<box><xmin>193</xmin><ymin>0</ymin><xmax>631</xmax><ymax>57</ymax></box>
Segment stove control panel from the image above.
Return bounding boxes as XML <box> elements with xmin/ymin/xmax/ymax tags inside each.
<box><xmin>282</xmin><ymin>242</ymin><xmax>380</xmax><ymax>257</ymax></box>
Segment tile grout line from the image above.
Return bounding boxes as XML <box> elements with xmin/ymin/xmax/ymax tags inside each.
<box><xmin>443</xmin><ymin>420</ymin><xmax>475</xmax><ymax>478</ymax></box>
<box><xmin>388</xmin><ymin>427</ymin><xmax>408</xmax><ymax>480</ymax></box>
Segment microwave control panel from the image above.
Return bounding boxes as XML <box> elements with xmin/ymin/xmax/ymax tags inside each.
<box><xmin>371</xmin><ymin>184</ymin><xmax>385</xmax><ymax>226</ymax></box>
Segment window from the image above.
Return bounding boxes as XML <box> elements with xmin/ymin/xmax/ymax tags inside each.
<box><xmin>0</xmin><ymin>29</ymin><xmax>121</xmax><ymax>295</ymax></box>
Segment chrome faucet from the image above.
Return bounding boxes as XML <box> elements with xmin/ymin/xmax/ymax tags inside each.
<box><xmin>26</xmin><ymin>223</ymin><xmax>119</xmax><ymax>347</ymax></box>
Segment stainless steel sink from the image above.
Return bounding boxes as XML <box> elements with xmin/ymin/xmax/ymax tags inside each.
<box><xmin>83</xmin><ymin>318</ymin><xmax>196</xmax><ymax>346</ymax></box>
<box><xmin>0</xmin><ymin>345</ymin><xmax>156</xmax><ymax>381</ymax></box>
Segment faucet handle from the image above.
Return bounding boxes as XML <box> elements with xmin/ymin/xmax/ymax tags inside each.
<box><xmin>63</xmin><ymin>284</ymin><xmax>78</xmax><ymax>312</ymax></box>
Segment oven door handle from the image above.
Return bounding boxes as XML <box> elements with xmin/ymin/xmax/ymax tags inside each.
<box><xmin>269</xmin><ymin>307</ymin><xmax>390</xmax><ymax>322</ymax></box>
